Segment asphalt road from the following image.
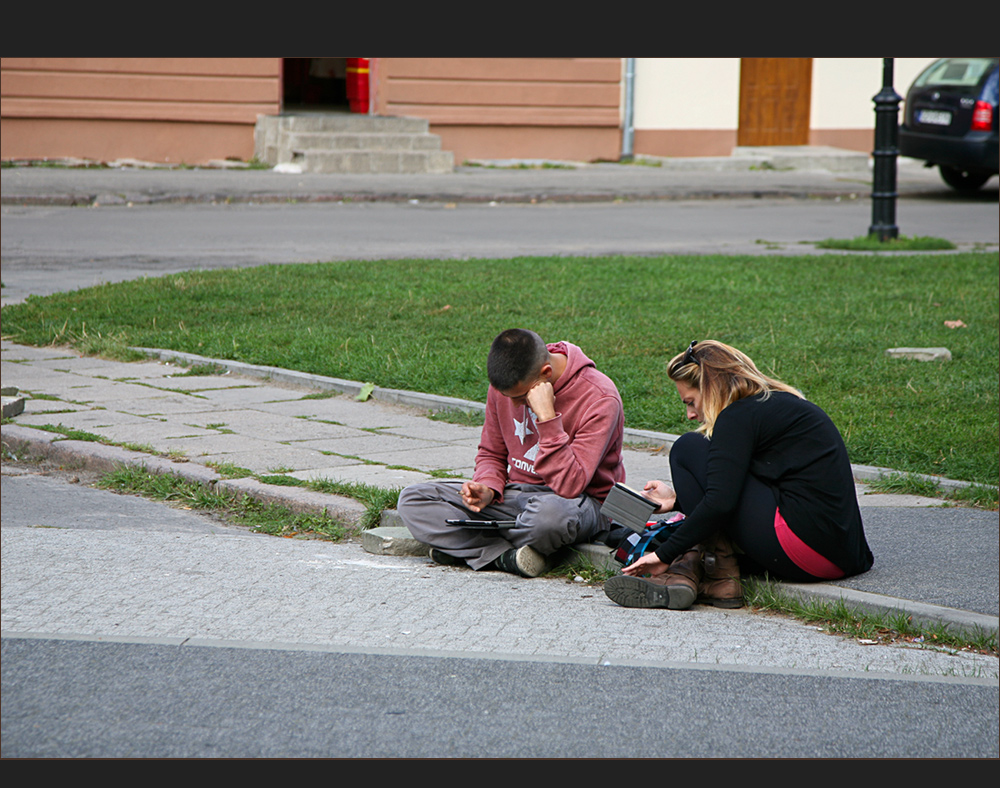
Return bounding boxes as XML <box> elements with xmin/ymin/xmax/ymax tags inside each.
<box><xmin>2</xmin><ymin>195</ymin><xmax>998</xmax><ymax>305</ymax></box>
<box><xmin>5</xmin><ymin>636</ymin><xmax>993</xmax><ymax>758</ymax></box>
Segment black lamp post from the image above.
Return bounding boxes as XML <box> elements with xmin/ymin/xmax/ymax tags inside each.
<box><xmin>869</xmin><ymin>57</ymin><xmax>902</xmax><ymax>240</ymax></box>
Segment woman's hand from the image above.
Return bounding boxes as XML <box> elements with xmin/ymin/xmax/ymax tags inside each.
<box><xmin>622</xmin><ymin>552</ymin><xmax>669</xmax><ymax>577</ymax></box>
<box><xmin>643</xmin><ymin>480</ymin><xmax>677</xmax><ymax>513</ymax></box>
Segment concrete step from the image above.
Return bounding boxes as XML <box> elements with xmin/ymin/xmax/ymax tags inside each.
<box><xmin>255</xmin><ymin>113</ymin><xmax>454</xmax><ymax>174</ymax></box>
<box><xmin>286</xmin><ymin>131</ymin><xmax>443</xmax><ymax>152</ymax></box>
<box><xmin>289</xmin><ymin>149</ymin><xmax>455</xmax><ymax>175</ymax></box>
<box><xmin>262</xmin><ymin>113</ymin><xmax>431</xmax><ymax>134</ymax></box>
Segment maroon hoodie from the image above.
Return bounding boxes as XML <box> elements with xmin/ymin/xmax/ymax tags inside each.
<box><xmin>473</xmin><ymin>342</ymin><xmax>625</xmax><ymax>503</ymax></box>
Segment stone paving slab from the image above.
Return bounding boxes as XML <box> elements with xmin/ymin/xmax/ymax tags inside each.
<box><xmin>4</xmin><ymin>375</ymin><xmax>119</xmax><ymax>402</ymax></box>
<box><xmin>51</xmin><ymin>359</ymin><xmax>182</xmax><ymax>379</ymax></box>
<box><xmin>0</xmin><ymin>344</ymin><xmax>79</xmax><ymax>361</ymax></box>
<box><xmin>183</xmin><ymin>444</ymin><xmax>339</xmax><ymax>474</ymax></box>
<box><xmin>93</xmin><ymin>422</ymin><xmax>220</xmax><ymax>445</ymax></box>
<box><xmin>11</xmin><ymin>409</ymin><xmax>154</xmax><ymax>431</ymax></box>
<box><xmin>145</xmin><ymin>375</ymin><xmax>261</xmax><ymax>391</ymax></box>
<box><xmin>1</xmin><ymin>395</ymin><xmax>25</xmax><ymax>419</ymax></box>
<box><xmin>253</xmin><ymin>397</ymin><xmax>438</xmax><ymax>429</ymax></box>
<box><xmin>381</xmin><ymin>419</ymin><xmax>483</xmax><ymax>442</ymax></box>
<box><xmin>288</xmin><ymin>464</ymin><xmax>434</xmax><ymax>489</ymax></box>
<box><xmin>195</xmin><ymin>386</ymin><xmax>316</xmax><ymax>407</ymax></box>
<box><xmin>2</xmin><ymin>362</ymin><xmax>90</xmax><ymax>389</ymax></box>
<box><xmin>290</xmin><ymin>433</ymin><xmax>441</xmax><ymax>460</ymax></box>
<box><xmin>109</xmin><ymin>395</ymin><xmax>226</xmax><ymax>416</ymax></box>
<box><xmin>173</xmin><ymin>409</ymin><xmax>369</xmax><ymax>442</ymax></box>
<box><xmin>19</xmin><ymin>399</ymin><xmax>90</xmax><ymax>416</ymax></box>
<box><xmin>344</xmin><ymin>443</ymin><xmax>477</xmax><ymax>472</ymax></box>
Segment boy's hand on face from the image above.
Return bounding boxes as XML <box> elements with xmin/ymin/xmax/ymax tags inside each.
<box><xmin>525</xmin><ymin>381</ymin><xmax>556</xmax><ymax>422</ymax></box>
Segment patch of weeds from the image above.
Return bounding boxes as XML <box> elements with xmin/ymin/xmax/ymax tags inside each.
<box><xmin>741</xmin><ymin>576</ymin><xmax>998</xmax><ymax>656</ymax></box>
<box><xmin>72</xmin><ymin>330</ymin><xmax>147</xmax><ymax>361</ymax></box>
<box><xmin>816</xmin><ymin>235</ymin><xmax>956</xmax><ymax>251</ymax></box>
<box><xmin>31</xmin><ymin>423</ymin><xmax>104</xmax><ymax>442</ymax></box>
<box><xmin>428</xmin><ymin>408</ymin><xmax>485</xmax><ymax>427</ymax></box>
<box><xmin>267</xmin><ymin>465</ymin><xmax>296</xmax><ymax>475</ymax></box>
<box><xmin>551</xmin><ymin>551</ymin><xmax>618</xmax><ymax>585</ymax></box>
<box><xmin>304</xmin><ymin>478</ymin><xmax>401</xmax><ymax>530</ymax></box>
<box><xmin>948</xmin><ymin>483</ymin><xmax>999</xmax><ymax>510</ymax></box>
<box><xmin>206</xmin><ymin>461</ymin><xmax>254</xmax><ymax>479</ymax></box>
<box><xmin>256</xmin><ymin>474</ymin><xmax>307</xmax><ymax>487</ymax></box>
<box><xmin>244</xmin><ymin>157</ymin><xmax>273</xmax><ymax>170</ymax></box>
<box><xmin>26</xmin><ymin>422</ymin><xmax>177</xmax><ymax>463</ymax></box>
<box><xmin>867</xmin><ymin>472</ymin><xmax>998</xmax><ymax>510</ymax></box>
<box><xmin>867</xmin><ymin>472</ymin><xmax>944</xmax><ymax>497</ymax></box>
<box><xmin>98</xmin><ymin>465</ymin><xmax>348</xmax><ymax>540</ymax></box>
<box><xmin>624</xmin><ymin>440</ymin><xmax>667</xmax><ymax>454</ymax></box>
<box><xmin>122</xmin><ymin>442</ymin><xmax>159</xmax><ymax>455</ymax></box>
<box><xmin>205</xmin><ymin>423</ymin><xmax>235</xmax><ymax>433</ymax></box>
<box><xmin>170</xmin><ymin>363</ymin><xmax>228</xmax><ymax>377</ymax></box>
<box><xmin>137</xmin><ymin>382</ymin><xmax>207</xmax><ymax>397</ymax></box>
<box><xmin>300</xmin><ymin>390</ymin><xmax>338</xmax><ymax>400</ymax></box>
<box><xmin>464</xmin><ymin>160</ymin><xmax>575</xmax><ymax>170</ymax></box>
<box><xmin>426</xmin><ymin>468</ymin><xmax>464</xmax><ymax>479</ymax></box>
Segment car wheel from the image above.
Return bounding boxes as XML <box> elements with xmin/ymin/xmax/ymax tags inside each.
<box><xmin>938</xmin><ymin>165</ymin><xmax>993</xmax><ymax>192</ymax></box>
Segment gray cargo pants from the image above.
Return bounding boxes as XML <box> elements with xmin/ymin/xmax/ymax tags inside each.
<box><xmin>397</xmin><ymin>480</ymin><xmax>610</xmax><ymax>570</ymax></box>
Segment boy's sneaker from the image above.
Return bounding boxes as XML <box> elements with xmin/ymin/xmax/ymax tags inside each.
<box><xmin>492</xmin><ymin>545</ymin><xmax>548</xmax><ymax>578</ymax></box>
<box><xmin>428</xmin><ymin>547</ymin><xmax>464</xmax><ymax>567</ymax></box>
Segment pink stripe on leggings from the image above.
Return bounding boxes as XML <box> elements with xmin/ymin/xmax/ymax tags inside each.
<box><xmin>774</xmin><ymin>509</ymin><xmax>845</xmax><ymax>580</ymax></box>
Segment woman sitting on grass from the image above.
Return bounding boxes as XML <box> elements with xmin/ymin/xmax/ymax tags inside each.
<box><xmin>604</xmin><ymin>340</ymin><xmax>874</xmax><ymax>611</ymax></box>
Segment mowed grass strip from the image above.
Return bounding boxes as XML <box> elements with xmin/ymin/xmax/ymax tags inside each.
<box><xmin>3</xmin><ymin>253</ymin><xmax>997</xmax><ymax>485</ymax></box>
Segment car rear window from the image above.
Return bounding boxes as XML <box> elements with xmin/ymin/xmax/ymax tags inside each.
<box><xmin>913</xmin><ymin>58</ymin><xmax>995</xmax><ymax>89</ymax></box>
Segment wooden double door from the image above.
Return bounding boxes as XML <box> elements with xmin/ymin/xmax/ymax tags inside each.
<box><xmin>738</xmin><ymin>58</ymin><xmax>813</xmax><ymax>146</ymax></box>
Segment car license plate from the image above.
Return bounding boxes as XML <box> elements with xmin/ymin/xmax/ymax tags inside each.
<box><xmin>917</xmin><ymin>109</ymin><xmax>952</xmax><ymax>126</ymax></box>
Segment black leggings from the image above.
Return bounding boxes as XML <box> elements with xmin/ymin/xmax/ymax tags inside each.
<box><xmin>669</xmin><ymin>432</ymin><xmax>822</xmax><ymax>582</ymax></box>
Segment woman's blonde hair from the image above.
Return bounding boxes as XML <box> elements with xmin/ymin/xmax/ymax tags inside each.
<box><xmin>666</xmin><ymin>340</ymin><xmax>803</xmax><ymax>437</ymax></box>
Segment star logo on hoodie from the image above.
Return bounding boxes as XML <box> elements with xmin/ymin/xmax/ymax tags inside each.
<box><xmin>513</xmin><ymin>413</ymin><xmax>534</xmax><ymax>444</ymax></box>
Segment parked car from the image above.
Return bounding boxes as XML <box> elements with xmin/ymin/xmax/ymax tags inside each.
<box><xmin>899</xmin><ymin>57</ymin><xmax>999</xmax><ymax>192</ymax></box>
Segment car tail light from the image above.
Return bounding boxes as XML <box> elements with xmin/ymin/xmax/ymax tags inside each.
<box><xmin>971</xmin><ymin>100</ymin><xmax>993</xmax><ymax>131</ymax></box>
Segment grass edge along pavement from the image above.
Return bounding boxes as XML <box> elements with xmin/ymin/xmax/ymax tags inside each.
<box><xmin>2</xmin><ymin>251</ymin><xmax>996</xmax><ymax>486</ymax></box>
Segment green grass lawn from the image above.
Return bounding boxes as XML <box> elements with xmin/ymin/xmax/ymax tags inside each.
<box><xmin>3</xmin><ymin>252</ymin><xmax>997</xmax><ymax>485</ymax></box>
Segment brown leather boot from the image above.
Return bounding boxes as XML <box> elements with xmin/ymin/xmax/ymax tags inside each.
<box><xmin>604</xmin><ymin>546</ymin><xmax>703</xmax><ymax>610</ymax></box>
<box><xmin>699</xmin><ymin>532</ymin><xmax>744</xmax><ymax>608</ymax></box>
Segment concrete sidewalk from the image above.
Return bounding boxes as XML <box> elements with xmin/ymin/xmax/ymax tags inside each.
<box><xmin>1</xmin><ymin>146</ymin><xmax>981</xmax><ymax>208</ymax></box>
<box><xmin>3</xmin><ymin>340</ymin><xmax>996</xmax><ymax>644</ymax></box>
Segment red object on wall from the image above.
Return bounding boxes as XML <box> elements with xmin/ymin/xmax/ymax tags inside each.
<box><xmin>345</xmin><ymin>58</ymin><xmax>370</xmax><ymax>113</ymax></box>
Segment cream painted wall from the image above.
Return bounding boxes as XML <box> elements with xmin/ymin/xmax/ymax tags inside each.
<box><xmin>633</xmin><ymin>57</ymin><xmax>937</xmax><ymax>132</ymax></box>
<box><xmin>811</xmin><ymin>57</ymin><xmax>937</xmax><ymax>128</ymax></box>
<box><xmin>633</xmin><ymin>58</ymin><xmax>741</xmax><ymax>129</ymax></box>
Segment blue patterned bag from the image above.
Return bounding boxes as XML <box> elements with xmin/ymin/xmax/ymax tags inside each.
<box><xmin>612</xmin><ymin>512</ymin><xmax>686</xmax><ymax>566</ymax></box>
